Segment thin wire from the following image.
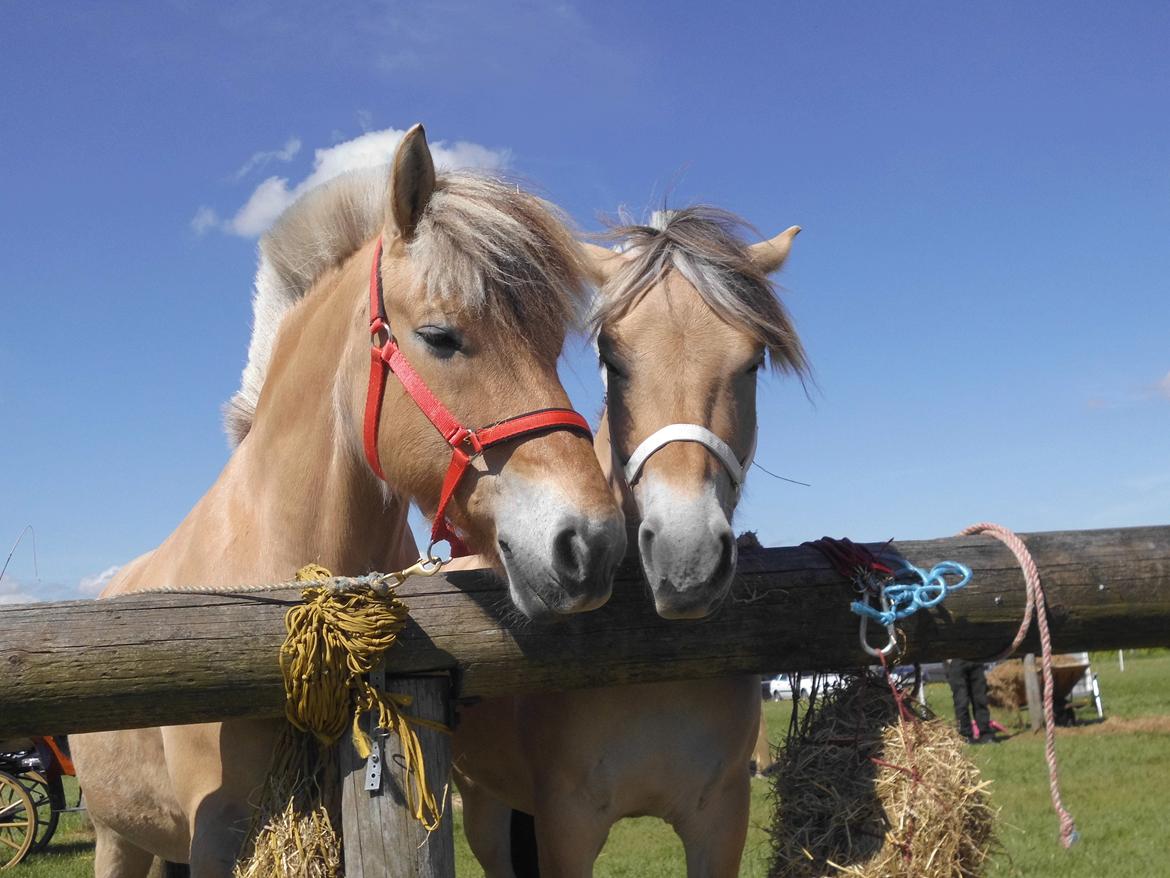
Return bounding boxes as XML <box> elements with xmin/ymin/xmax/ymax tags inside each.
<box><xmin>751</xmin><ymin>461</ymin><xmax>811</xmax><ymax>487</ymax></box>
<box><xmin>0</xmin><ymin>524</ymin><xmax>38</xmax><ymax>584</ymax></box>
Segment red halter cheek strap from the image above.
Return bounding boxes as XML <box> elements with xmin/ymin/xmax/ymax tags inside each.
<box><xmin>363</xmin><ymin>236</ymin><xmax>592</xmax><ymax>557</ymax></box>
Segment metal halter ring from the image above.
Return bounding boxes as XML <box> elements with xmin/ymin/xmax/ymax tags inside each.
<box><xmin>425</xmin><ymin>538</ymin><xmax>453</xmax><ymax>568</ymax></box>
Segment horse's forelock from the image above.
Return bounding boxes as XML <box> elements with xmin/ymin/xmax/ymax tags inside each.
<box><xmin>591</xmin><ymin>205</ymin><xmax>809</xmax><ymax>378</ymax></box>
<box><xmin>408</xmin><ymin>174</ymin><xmax>588</xmax><ymax>341</ymax></box>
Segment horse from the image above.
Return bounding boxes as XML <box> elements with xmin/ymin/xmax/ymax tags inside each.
<box><xmin>451</xmin><ymin>206</ymin><xmax>808</xmax><ymax>876</ymax></box>
<box><xmin>70</xmin><ymin>125</ymin><xmax>626</xmax><ymax>877</ymax></box>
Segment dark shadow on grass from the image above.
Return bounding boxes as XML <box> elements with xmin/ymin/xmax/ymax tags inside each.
<box><xmin>34</xmin><ymin>840</ymin><xmax>96</xmax><ymax>856</ymax></box>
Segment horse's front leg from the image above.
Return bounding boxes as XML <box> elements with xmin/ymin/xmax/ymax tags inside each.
<box><xmin>163</xmin><ymin>719</ymin><xmax>280</xmax><ymax>878</ymax></box>
<box><xmin>456</xmin><ymin>770</ymin><xmax>519</xmax><ymax>878</ymax></box>
<box><xmin>91</xmin><ymin>821</ymin><xmax>156</xmax><ymax>878</ymax></box>
<box><xmin>531</xmin><ymin>795</ymin><xmax>612</xmax><ymax>878</ymax></box>
<box><xmin>674</xmin><ymin>773</ymin><xmax>752</xmax><ymax>878</ymax></box>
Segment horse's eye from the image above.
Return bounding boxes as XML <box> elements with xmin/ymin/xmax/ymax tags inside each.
<box><xmin>599</xmin><ymin>353</ymin><xmax>627</xmax><ymax>381</ymax></box>
<box><xmin>747</xmin><ymin>356</ymin><xmax>765</xmax><ymax>375</ymax></box>
<box><xmin>415</xmin><ymin>326</ymin><xmax>463</xmax><ymax>358</ymax></box>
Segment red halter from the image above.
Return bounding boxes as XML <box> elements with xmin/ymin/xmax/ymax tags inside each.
<box><xmin>363</xmin><ymin>236</ymin><xmax>592</xmax><ymax>557</ymax></box>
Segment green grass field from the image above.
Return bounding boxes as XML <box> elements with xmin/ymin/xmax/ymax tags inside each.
<box><xmin>10</xmin><ymin>651</ymin><xmax>1169</xmax><ymax>876</ymax></box>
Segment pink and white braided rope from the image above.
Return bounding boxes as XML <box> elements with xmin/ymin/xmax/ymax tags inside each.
<box><xmin>959</xmin><ymin>522</ymin><xmax>1079</xmax><ymax>848</ymax></box>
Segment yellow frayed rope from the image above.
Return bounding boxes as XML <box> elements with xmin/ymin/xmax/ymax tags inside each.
<box><xmin>282</xmin><ymin>562</ymin><xmax>447</xmax><ymax>830</ymax></box>
<box><xmin>235</xmin><ymin>559</ymin><xmax>448</xmax><ymax>877</ymax></box>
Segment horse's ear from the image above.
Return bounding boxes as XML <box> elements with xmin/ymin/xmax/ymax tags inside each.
<box><xmin>747</xmin><ymin>226</ymin><xmax>801</xmax><ymax>274</ymax></box>
<box><xmin>387</xmin><ymin>124</ymin><xmax>436</xmax><ymax>242</ymax></box>
<box><xmin>581</xmin><ymin>243</ymin><xmax>629</xmax><ymax>286</ymax></box>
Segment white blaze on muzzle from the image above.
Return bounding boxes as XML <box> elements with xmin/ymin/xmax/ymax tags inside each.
<box><xmin>622</xmin><ymin>423</ymin><xmax>758</xmax><ymax>500</ymax></box>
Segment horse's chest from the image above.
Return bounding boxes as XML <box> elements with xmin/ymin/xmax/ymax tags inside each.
<box><xmin>572</xmin><ymin>744</ymin><xmax>732</xmax><ymax>820</ymax></box>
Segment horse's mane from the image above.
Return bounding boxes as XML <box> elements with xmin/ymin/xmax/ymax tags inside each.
<box><xmin>591</xmin><ymin>206</ymin><xmax>808</xmax><ymax>377</ymax></box>
<box><xmin>225</xmin><ymin>166</ymin><xmax>588</xmax><ymax>446</ymax></box>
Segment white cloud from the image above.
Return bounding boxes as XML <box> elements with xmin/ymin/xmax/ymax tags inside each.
<box><xmin>190</xmin><ymin>205</ymin><xmax>221</xmax><ymax>235</ymax></box>
<box><xmin>201</xmin><ymin>127</ymin><xmax>510</xmax><ymax>238</ymax></box>
<box><xmin>229</xmin><ymin>128</ymin><xmax>509</xmax><ymax>236</ymax></box>
<box><xmin>232</xmin><ymin>136</ymin><xmax>302</xmax><ymax>181</ymax></box>
<box><xmin>1086</xmin><ymin>370</ymin><xmax>1170</xmax><ymax>410</ymax></box>
<box><xmin>229</xmin><ymin>176</ymin><xmax>299</xmax><ymax>237</ymax></box>
<box><xmin>0</xmin><ymin>564</ymin><xmax>122</xmax><ymax>604</ymax></box>
<box><xmin>0</xmin><ymin>575</ymin><xmax>75</xmax><ymax>604</ymax></box>
<box><xmin>78</xmin><ymin>564</ymin><xmax>121</xmax><ymax>596</ymax></box>
<box><xmin>0</xmin><ymin>563</ymin><xmax>127</xmax><ymax>604</ymax></box>
<box><xmin>0</xmin><ymin>575</ymin><xmax>38</xmax><ymax>605</ymax></box>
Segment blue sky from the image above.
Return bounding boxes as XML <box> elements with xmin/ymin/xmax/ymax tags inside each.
<box><xmin>2</xmin><ymin>2</ymin><xmax>1168</xmax><ymax>603</ymax></box>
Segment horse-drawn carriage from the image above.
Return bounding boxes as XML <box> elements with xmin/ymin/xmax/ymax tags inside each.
<box><xmin>0</xmin><ymin>736</ymin><xmax>74</xmax><ymax>868</ymax></box>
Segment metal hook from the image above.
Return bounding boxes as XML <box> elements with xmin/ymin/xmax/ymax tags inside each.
<box><xmin>859</xmin><ymin>589</ymin><xmax>899</xmax><ymax>658</ymax></box>
<box><xmin>383</xmin><ymin>550</ymin><xmax>449</xmax><ymax>587</ymax></box>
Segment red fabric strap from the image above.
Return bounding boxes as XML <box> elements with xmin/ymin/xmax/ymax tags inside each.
<box><xmin>363</xmin><ymin>236</ymin><xmax>593</xmax><ymax>555</ymax></box>
<box><xmin>364</xmin><ymin>237</ymin><xmax>391</xmax><ymax>480</ymax></box>
<box><xmin>474</xmin><ymin>409</ymin><xmax>591</xmax><ymax>447</ymax></box>
<box><xmin>364</xmin><ymin>346</ymin><xmax>389</xmax><ymax>480</ymax></box>
<box><xmin>369</xmin><ymin>235</ymin><xmax>386</xmax><ymax>330</ymax></box>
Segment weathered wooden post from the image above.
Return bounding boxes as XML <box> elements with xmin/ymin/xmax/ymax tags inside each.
<box><xmin>340</xmin><ymin>669</ymin><xmax>455</xmax><ymax>878</ymax></box>
<box><xmin>1022</xmin><ymin>653</ymin><xmax>1043</xmax><ymax>731</ymax></box>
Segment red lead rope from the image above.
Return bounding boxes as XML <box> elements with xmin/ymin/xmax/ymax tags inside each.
<box><xmin>363</xmin><ymin>236</ymin><xmax>592</xmax><ymax>557</ymax></box>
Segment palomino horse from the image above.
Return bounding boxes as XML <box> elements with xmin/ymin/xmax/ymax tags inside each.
<box><xmin>70</xmin><ymin>126</ymin><xmax>625</xmax><ymax>877</ymax></box>
<box><xmin>452</xmin><ymin>206</ymin><xmax>808</xmax><ymax>876</ymax></box>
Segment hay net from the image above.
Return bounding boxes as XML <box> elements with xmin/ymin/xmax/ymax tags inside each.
<box><xmin>768</xmin><ymin>672</ymin><xmax>997</xmax><ymax>878</ymax></box>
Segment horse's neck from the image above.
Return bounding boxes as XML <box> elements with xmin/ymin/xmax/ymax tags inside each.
<box><xmin>120</xmin><ymin>247</ymin><xmax>414</xmax><ymax>593</ymax></box>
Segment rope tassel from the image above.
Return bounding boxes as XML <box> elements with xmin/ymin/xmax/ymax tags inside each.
<box><xmin>281</xmin><ymin>566</ymin><xmax>446</xmax><ymax>830</ymax></box>
<box><xmin>235</xmin><ymin>563</ymin><xmax>448</xmax><ymax>876</ymax></box>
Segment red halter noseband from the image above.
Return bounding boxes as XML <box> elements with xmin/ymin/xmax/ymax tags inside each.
<box><xmin>364</xmin><ymin>236</ymin><xmax>592</xmax><ymax>557</ymax></box>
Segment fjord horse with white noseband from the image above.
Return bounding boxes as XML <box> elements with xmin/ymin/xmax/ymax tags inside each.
<box><xmin>71</xmin><ymin>126</ymin><xmax>625</xmax><ymax>877</ymax></box>
<box><xmin>453</xmin><ymin>207</ymin><xmax>808</xmax><ymax>876</ymax></box>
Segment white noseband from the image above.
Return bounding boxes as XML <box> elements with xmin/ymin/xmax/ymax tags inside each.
<box><xmin>623</xmin><ymin>424</ymin><xmax>757</xmax><ymax>497</ymax></box>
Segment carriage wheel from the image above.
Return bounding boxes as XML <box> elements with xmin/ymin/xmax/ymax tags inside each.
<box><xmin>18</xmin><ymin>771</ymin><xmax>63</xmax><ymax>854</ymax></box>
<box><xmin>0</xmin><ymin>771</ymin><xmax>36</xmax><ymax>869</ymax></box>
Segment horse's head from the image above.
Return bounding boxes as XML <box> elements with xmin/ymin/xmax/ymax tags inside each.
<box><xmin>364</xmin><ymin>127</ymin><xmax>628</xmax><ymax>617</ymax></box>
<box><xmin>230</xmin><ymin>127</ymin><xmax>627</xmax><ymax>617</ymax></box>
<box><xmin>587</xmin><ymin>208</ymin><xmax>807</xmax><ymax>619</ymax></box>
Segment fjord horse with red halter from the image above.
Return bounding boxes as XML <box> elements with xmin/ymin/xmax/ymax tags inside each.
<box><xmin>70</xmin><ymin>126</ymin><xmax>625</xmax><ymax>877</ymax></box>
<box><xmin>453</xmin><ymin>207</ymin><xmax>808</xmax><ymax>876</ymax></box>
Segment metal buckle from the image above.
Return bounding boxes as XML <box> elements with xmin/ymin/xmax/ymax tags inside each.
<box><xmin>448</xmin><ymin>428</ymin><xmax>483</xmax><ymax>459</ymax></box>
<box><xmin>409</xmin><ymin>551</ymin><xmax>447</xmax><ymax>576</ymax></box>
<box><xmin>380</xmin><ymin>551</ymin><xmax>448</xmax><ymax>588</ymax></box>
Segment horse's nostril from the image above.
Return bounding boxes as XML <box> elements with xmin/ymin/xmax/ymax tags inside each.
<box><xmin>552</xmin><ymin>525</ymin><xmax>586</xmax><ymax>582</ymax></box>
<box><xmin>713</xmin><ymin>527</ymin><xmax>735</xmax><ymax>585</ymax></box>
<box><xmin>548</xmin><ymin>515</ymin><xmax>623</xmax><ymax>602</ymax></box>
<box><xmin>638</xmin><ymin>522</ymin><xmax>657</xmax><ymax>575</ymax></box>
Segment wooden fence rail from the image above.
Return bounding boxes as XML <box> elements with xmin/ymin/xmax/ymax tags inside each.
<box><xmin>2</xmin><ymin>525</ymin><xmax>1168</xmax><ymax>738</ymax></box>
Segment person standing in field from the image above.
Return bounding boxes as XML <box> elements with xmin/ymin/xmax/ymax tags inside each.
<box><xmin>946</xmin><ymin>659</ymin><xmax>998</xmax><ymax>742</ymax></box>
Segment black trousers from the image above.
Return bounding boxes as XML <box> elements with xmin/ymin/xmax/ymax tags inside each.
<box><xmin>946</xmin><ymin>659</ymin><xmax>992</xmax><ymax>736</ymax></box>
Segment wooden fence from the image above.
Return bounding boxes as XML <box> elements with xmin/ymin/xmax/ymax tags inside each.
<box><xmin>2</xmin><ymin>524</ymin><xmax>1168</xmax><ymax>874</ymax></box>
